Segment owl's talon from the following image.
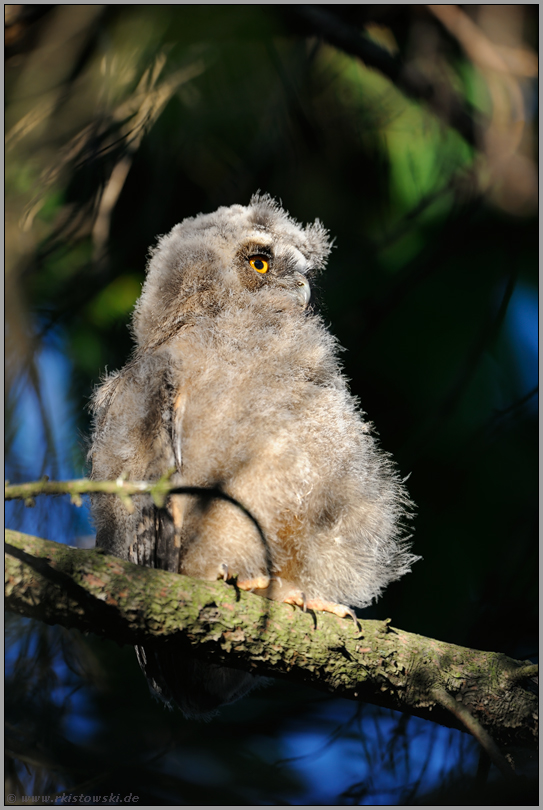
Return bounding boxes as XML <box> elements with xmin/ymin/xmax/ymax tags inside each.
<box><xmin>283</xmin><ymin>592</ymin><xmax>358</xmax><ymax>626</ymax></box>
<box><xmin>283</xmin><ymin>590</ymin><xmax>307</xmax><ymax>611</ymax></box>
<box><xmin>237</xmin><ymin>575</ymin><xmax>271</xmax><ymax>592</ymax></box>
<box><xmin>343</xmin><ymin>607</ymin><xmax>359</xmax><ymax>626</ymax></box>
<box><xmin>217</xmin><ymin>563</ymin><xmax>229</xmax><ymax>582</ymax></box>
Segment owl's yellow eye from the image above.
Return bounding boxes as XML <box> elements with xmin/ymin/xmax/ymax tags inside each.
<box><xmin>249</xmin><ymin>255</ymin><xmax>269</xmax><ymax>274</ymax></box>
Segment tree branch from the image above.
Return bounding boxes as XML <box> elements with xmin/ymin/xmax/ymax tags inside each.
<box><xmin>5</xmin><ymin>473</ymin><xmax>184</xmax><ymax>510</ymax></box>
<box><xmin>286</xmin><ymin>5</ymin><xmax>480</xmax><ymax>146</ymax></box>
<box><xmin>5</xmin><ymin>528</ymin><xmax>537</xmax><ymax>754</ymax></box>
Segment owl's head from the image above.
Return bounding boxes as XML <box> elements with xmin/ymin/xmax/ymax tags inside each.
<box><xmin>132</xmin><ymin>194</ymin><xmax>331</xmax><ymax>347</ymax></box>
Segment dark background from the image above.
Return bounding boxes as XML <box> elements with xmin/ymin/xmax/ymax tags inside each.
<box><xmin>5</xmin><ymin>5</ymin><xmax>538</xmax><ymax>805</ymax></box>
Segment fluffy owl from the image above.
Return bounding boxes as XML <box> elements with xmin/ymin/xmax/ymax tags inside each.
<box><xmin>89</xmin><ymin>194</ymin><xmax>417</xmax><ymax>716</ymax></box>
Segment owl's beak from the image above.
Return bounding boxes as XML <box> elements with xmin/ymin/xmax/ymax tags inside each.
<box><xmin>279</xmin><ymin>273</ymin><xmax>311</xmax><ymax>309</ymax></box>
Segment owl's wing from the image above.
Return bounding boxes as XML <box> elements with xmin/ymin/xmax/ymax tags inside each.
<box><xmin>90</xmin><ymin>353</ymin><xmax>182</xmax><ymax>572</ymax></box>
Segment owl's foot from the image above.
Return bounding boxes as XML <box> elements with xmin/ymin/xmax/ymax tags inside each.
<box><xmin>283</xmin><ymin>591</ymin><xmax>358</xmax><ymax>625</ymax></box>
<box><xmin>215</xmin><ymin>566</ymin><xmax>273</xmax><ymax>592</ymax></box>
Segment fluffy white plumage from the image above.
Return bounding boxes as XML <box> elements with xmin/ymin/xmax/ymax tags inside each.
<box><xmin>89</xmin><ymin>194</ymin><xmax>418</xmax><ymax>715</ymax></box>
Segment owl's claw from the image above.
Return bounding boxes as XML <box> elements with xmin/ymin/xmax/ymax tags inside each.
<box><xmin>217</xmin><ymin>563</ymin><xmax>229</xmax><ymax>582</ymax></box>
<box><xmin>283</xmin><ymin>590</ymin><xmax>307</xmax><ymax>612</ymax></box>
<box><xmin>283</xmin><ymin>591</ymin><xmax>359</xmax><ymax>626</ymax></box>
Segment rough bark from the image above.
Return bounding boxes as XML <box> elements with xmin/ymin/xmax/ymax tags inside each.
<box><xmin>5</xmin><ymin>528</ymin><xmax>537</xmax><ymax>760</ymax></box>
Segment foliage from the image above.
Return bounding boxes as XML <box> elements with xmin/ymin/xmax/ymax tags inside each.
<box><xmin>5</xmin><ymin>5</ymin><xmax>537</xmax><ymax>805</ymax></box>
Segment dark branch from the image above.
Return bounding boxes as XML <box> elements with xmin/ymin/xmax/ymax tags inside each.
<box><xmin>287</xmin><ymin>5</ymin><xmax>480</xmax><ymax>146</ymax></box>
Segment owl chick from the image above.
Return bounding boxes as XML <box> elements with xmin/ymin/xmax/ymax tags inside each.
<box><xmin>89</xmin><ymin>194</ymin><xmax>418</xmax><ymax>716</ymax></box>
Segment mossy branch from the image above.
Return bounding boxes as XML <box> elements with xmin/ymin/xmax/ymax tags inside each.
<box><xmin>5</xmin><ymin>528</ymin><xmax>538</xmax><ymax>756</ymax></box>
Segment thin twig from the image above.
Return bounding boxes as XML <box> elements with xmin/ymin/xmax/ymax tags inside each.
<box><xmin>432</xmin><ymin>686</ymin><xmax>515</xmax><ymax>779</ymax></box>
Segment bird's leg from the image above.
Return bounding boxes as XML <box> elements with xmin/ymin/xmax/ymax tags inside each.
<box><xmin>283</xmin><ymin>590</ymin><xmax>359</xmax><ymax>624</ymax></box>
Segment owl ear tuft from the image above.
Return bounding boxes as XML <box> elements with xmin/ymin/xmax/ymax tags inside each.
<box><xmin>248</xmin><ymin>192</ymin><xmax>332</xmax><ymax>272</ymax></box>
<box><xmin>303</xmin><ymin>219</ymin><xmax>332</xmax><ymax>272</ymax></box>
<box><xmin>248</xmin><ymin>192</ymin><xmax>284</xmax><ymax>230</ymax></box>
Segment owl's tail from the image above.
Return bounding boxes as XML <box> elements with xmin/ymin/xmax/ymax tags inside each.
<box><xmin>135</xmin><ymin>643</ymin><xmax>260</xmax><ymax>718</ymax></box>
